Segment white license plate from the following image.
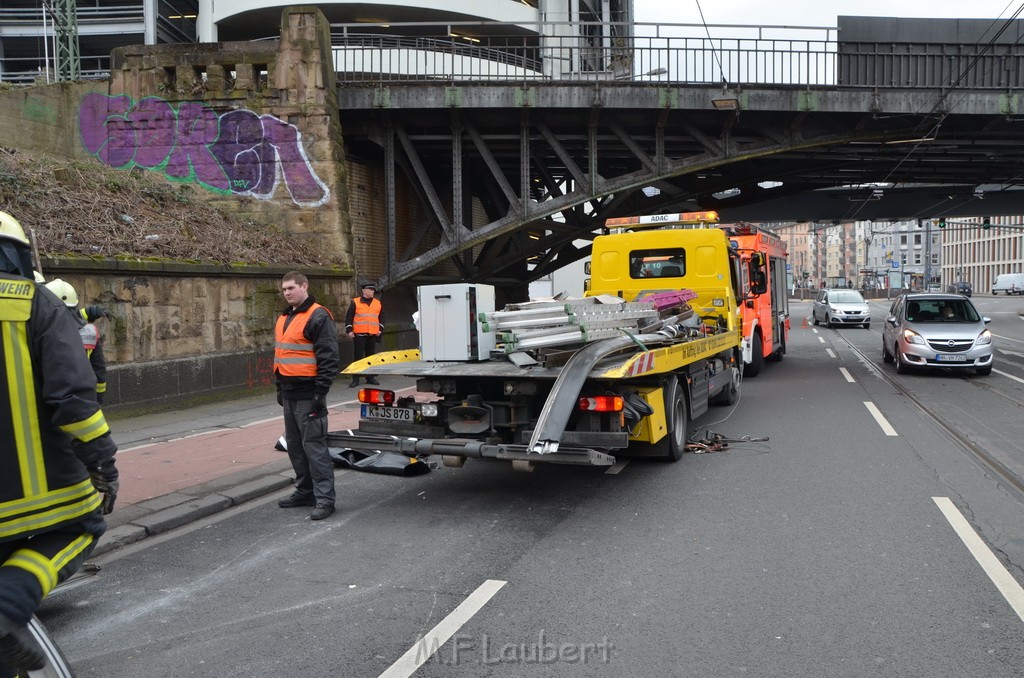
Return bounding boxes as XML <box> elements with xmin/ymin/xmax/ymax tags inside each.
<box><xmin>362</xmin><ymin>405</ymin><xmax>413</xmax><ymax>421</ymax></box>
<box><xmin>935</xmin><ymin>354</ymin><xmax>967</xmax><ymax>363</ymax></box>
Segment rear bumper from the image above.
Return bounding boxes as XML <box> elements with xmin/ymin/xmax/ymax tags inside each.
<box><xmin>327</xmin><ymin>430</ymin><xmax>616</xmax><ymax>466</ymax></box>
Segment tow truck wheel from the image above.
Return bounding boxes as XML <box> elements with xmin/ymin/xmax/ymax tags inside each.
<box><xmin>441</xmin><ymin>455</ymin><xmax>466</xmax><ymax>468</ymax></box>
<box><xmin>512</xmin><ymin>460</ymin><xmax>536</xmax><ymax>473</ymax></box>
<box><xmin>663</xmin><ymin>379</ymin><xmax>689</xmax><ymax>462</ymax></box>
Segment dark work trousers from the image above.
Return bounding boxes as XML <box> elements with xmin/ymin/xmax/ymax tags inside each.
<box><xmin>0</xmin><ymin>512</ymin><xmax>105</xmax><ymax>676</ymax></box>
<box><xmin>352</xmin><ymin>334</ymin><xmax>379</xmax><ymax>362</ymax></box>
<box><xmin>350</xmin><ymin>334</ymin><xmax>379</xmax><ymax>385</ymax></box>
<box><xmin>282</xmin><ymin>397</ymin><xmax>336</xmax><ymax>507</ymax></box>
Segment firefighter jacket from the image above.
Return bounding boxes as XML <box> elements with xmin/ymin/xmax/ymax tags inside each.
<box><xmin>74</xmin><ymin>310</ymin><xmax>106</xmax><ymax>397</ymax></box>
<box><xmin>0</xmin><ymin>275</ymin><xmax>116</xmax><ymax>543</ymax></box>
<box><xmin>345</xmin><ymin>296</ymin><xmax>384</xmax><ymax>336</ymax></box>
<box><xmin>274</xmin><ymin>294</ymin><xmax>340</xmax><ymax>400</ymax></box>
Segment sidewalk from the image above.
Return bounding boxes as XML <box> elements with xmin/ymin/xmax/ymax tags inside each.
<box><xmin>96</xmin><ymin>375</ymin><xmax>417</xmax><ymax>556</ymax></box>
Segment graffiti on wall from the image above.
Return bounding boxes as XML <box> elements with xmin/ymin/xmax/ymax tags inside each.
<box><xmin>78</xmin><ymin>93</ymin><xmax>330</xmax><ymax>208</ymax></box>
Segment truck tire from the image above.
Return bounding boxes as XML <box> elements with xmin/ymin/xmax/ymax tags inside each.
<box><xmin>767</xmin><ymin>330</ymin><xmax>785</xmax><ymax>362</ymax></box>
<box><xmin>744</xmin><ymin>332</ymin><xmax>764</xmax><ymax>378</ymax></box>
<box><xmin>708</xmin><ymin>368</ymin><xmax>741</xmax><ymax>405</ymax></box>
<box><xmin>662</xmin><ymin>378</ymin><xmax>689</xmax><ymax>462</ymax></box>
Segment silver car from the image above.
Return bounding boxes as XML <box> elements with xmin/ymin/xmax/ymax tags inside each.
<box><xmin>881</xmin><ymin>294</ymin><xmax>993</xmax><ymax>376</ymax></box>
<box><xmin>812</xmin><ymin>289</ymin><xmax>871</xmax><ymax>328</ymax></box>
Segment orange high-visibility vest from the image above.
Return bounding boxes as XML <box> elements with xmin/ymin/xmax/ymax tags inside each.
<box><xmin>274</xmin><ymin>303</ymin><xmax>329</xmax><ymax>377</ymax></box>
<box><xmin>351</xmin><ymin>297</ymin><xmax>382</xmax><ymax>335</ymax></box>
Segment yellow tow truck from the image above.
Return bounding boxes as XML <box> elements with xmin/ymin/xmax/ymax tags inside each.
<box><xmin>333</xmin><ymin>211</ymin><xmax>769</xmax><ymax>470</ymax></box>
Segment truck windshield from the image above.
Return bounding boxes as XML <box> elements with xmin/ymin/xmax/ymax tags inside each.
<box><xmin>629</xmin><ymin>248</ymin><xmax>686</xmax><ymax>280</ymax></box>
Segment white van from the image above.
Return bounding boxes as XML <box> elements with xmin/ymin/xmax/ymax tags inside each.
<box><xmin>992</xmin><ymin>273</ymin><xmax>1024</xmax><ymax>295</ymax></box>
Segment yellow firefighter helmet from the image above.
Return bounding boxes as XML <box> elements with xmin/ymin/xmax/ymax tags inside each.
<box><xmin>44</xmin><ymin>278</ymin><xmax>79</xmax><ymax>307</ymax></box>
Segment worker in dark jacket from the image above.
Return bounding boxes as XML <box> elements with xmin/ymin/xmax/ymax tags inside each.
<box><xmin>274</xmin><ymin>272</ymin><xmax>340</xmax><ymax>521</ymax></box>
<box><xmin>44</xmin><ymin>278</ymin><xmax>107</xmax><ymax>404</ymax></box>
<box><xmin>344</xmin><ymin>280</ymin><xmax>384</xmax><ymax>388</ymax></box>
<box><xmin>0</xmin><ymin>212</ymin><xmax>118</xmax><ymax>675</ymax></box>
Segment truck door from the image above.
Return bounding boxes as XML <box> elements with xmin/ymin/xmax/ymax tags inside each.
<box><xmin>770</xmin><ymin>255</ymin><xmax>789</xmax><ymax>349</ymax></box>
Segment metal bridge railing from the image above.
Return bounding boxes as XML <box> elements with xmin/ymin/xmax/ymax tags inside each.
<box><xmin>330</xmin><ymin>21</ymin><xmax>840</xmax><ymax>86</ymax></box>
<box><xmin>330</xmin><ymin>20</ymin><xmax>1024</xmax><ymax>89</ymax></box>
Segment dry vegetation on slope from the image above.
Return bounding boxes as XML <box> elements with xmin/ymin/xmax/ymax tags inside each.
<box><xmin>0</xmin><ymin>146</ymin><xmax>332</xmax><ymax>267</ymax></box>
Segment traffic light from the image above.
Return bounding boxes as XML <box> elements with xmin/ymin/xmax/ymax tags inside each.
<box><xmin>937</xmin><ymin>218</ymin><xmax>946</xmax><ymax>229</ymax></box>
<box><xmin>983</xmin><ymin>217</ymin><xmax>991</xmax><ymax>230</ymax></box>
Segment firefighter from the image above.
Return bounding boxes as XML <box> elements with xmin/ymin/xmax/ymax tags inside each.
<box><xmin>0</xmin><ymin>212</ymin><xmax>119</xmax><ymax>674</ymax></box>
<box><xmin>44</xmin><ymin>278</ymin><xmax>108</xmax><ymax>404</ymax></box>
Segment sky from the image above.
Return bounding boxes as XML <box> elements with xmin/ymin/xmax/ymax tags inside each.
<box><xmin>634</xmin><ymin>1</ymin><xmax>1024</xmax><ymax>26</ymax></box>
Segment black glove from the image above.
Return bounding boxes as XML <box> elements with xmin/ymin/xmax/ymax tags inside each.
<box><xmin>309</xmin><ymin>392</ymin><xmax>327</xmax><ymax>418</ymax></box>
<box><xmin>96</xmin><ymin>392</ymin><xmax>104</xmax><ymax>406</ymax></box>
<box><xmin>276</xmin><ymin>386</ymin><xmax>283</xmax><ymax>407</ymax></box>
<box><xmin>88</xmin><ymin>460</ymin><xmax>119</xmax><ymax>514</ymax></box>
<box><xmin>85</xmin><ymin>305</ymin><xmax>107</xmax><ymax>321</ymax></box>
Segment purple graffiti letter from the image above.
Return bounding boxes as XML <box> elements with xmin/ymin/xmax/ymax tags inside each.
<box><xmin>209</xmin><ymin>109</ymin><xmax>277</xmax><ymax>198</ymax></box>
<box><xmin>164</xmin><ymin>102</ymin><xmax>229</xmax><ymax>191</ymax></box>
<box><xmin>260</xmin><ymin>116</ymin><xmax>329</xmax><ymax>206</ymax></box>
<box><xmin>78</xmin><ymin>93</ymin><xmax>136</xmax><ymax>169</ymax></box>
<box><xmin>127</xmin><ymin>97</ymin><xmax>176</xmax><ymax>169</ymax></box>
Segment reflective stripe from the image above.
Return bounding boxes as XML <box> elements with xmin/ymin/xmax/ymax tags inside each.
<box><xmin>276</xmin><ymin>357</ymin><xmax>316</xmax><ymax>364</ymax></box>
<box><xmin>52</xmin><ymin>534</ymin><xmax>95</xmax><ymax>574</ymax></box>
<box><xmin>6</xmin><ymin>548</ymin><xmax>58</xmax><ymax>596</ymax></box>
<box><xmin>0</xmin><ymin>492</ymin><xmax>102</xmax><ymax>540</ymax></box>
<box><xmin>275</xmin><ymin>341</ymin><xmax>313</xmax><ymax>351</ymax></box>
<box><xmin>2</xmin><ymin>319</ymin><xmax>45</xmax><ymax>495</ymax></box>
<box><xmin>0</xmin><ymin>479</ymin><xmax>97</xmax><ymax>522</ymax></box>
<box><xmin>96</xmin><ymin>382</ymin><xmax>106</xmax><ymax>393</ymax></box>
<box><xmin>59</xmin><ymin>410</ymin><xmax>109</xmax><ymax>443</ymax></box>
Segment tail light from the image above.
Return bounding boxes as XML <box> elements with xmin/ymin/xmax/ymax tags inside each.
<box><xmin>359</xmin><ymin>388</ymin><xmax>395</xmax><ymax>405</ymax></box>
<box><xmin>578</xmin><ymin>395</ymin><xmax>624</xmax><ymax>412</ymax></box>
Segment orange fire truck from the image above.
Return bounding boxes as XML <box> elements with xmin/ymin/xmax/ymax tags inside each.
<box><xmin>596</xmin><ymin>213</ymin><xmax>789</xmax><ymax>378</ymax></box>
<box><xmin>720</xmin><ymin>223</ymin><xmax>790</xmax><ymax>377</ymax></box>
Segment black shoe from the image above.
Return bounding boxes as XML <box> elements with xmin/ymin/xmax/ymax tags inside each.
<box><xmin>366</xmin><ymin>377</ymin><xmax>380</xmax><ymax>385</ymax></box>
<box><xmin>310</xmin><ymin>504</ymin><xmax>335</xmax><ymax>521</ymax></box>
<box><xmin>348</xmin><ymin>378</ymin><xmax>360</xmax><ymax>388</ymax></box>
<box><xmin>278</xmin><ymin>493</ymin><xmax>316</xmax><ymax>508</ymax></box>
<box><xmin>0</xmin><ymin>613</ymin><xmax>45</xmax><ymax>671</ymax></box>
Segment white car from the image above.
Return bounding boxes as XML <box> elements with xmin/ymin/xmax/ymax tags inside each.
<box><xmin>812</xmin><ymin>289</ymin><xmax>871</xmax><ymax>328</ymax></box>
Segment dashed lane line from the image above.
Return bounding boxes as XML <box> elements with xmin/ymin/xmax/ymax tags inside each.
<box><xmin>933</xmin><ymin>497</ymin><xmax>1024</xmax><ymax>623</ymax></box>
<box><xmin>839</xmin><ymin>367</ymin><xmax>855</xmax><ymax>383</ymax></box>
<box><xmin>993</xmin><ymin>368</ymin><xmax>1024</xmax><ymax>384</ymax></box>
<box><xmin>380</xmin><ymin>579</ymin><xmax>508</xmax><ymax>678</ymax></box>
<box><xmin>826</xmin><ymin>348</ymin><xmax>836</xmax><ymax>358</ymax></box>
<box><xmin>863</xmin><ymin>401</ymin><xmax>898</xmax><ymax>436</ymax></box>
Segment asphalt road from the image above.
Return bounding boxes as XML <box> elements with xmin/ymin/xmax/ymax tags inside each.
<box><xmin>42</xmin><ymin>297</ymin><xmax>1024</xmax><ymax>677</ymax></box>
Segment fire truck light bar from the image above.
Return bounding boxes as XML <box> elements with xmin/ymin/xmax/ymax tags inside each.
<box><xmin>605</xmin><ymin>211</ymin><xmax>719</xmax><ymax>227</ymax></box>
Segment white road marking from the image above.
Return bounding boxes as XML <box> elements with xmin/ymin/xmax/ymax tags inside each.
<box><xmin>379</xmin><ymin>579</ymin><xmax>508</xmax><ymax>678</ymax></box>
<box><xmin>997</xmin><ymin>348</ymin><xmax>1024</xmax><ymax>359</ymax></box>
<box><xmin>839</xmin><ymin>367</ymin><xmax>855</xmax><ymax>382</ymax></box>
<box><xmin>863</xmin><ymin>401</ymin><xmax>898</xmax><ymax>436</ymax></box>
<box><xmin>993</xmin><ymin>333</ymin><xmax>1024</xmax><ymax>346</ymax></box>
<box><xmin>812</xmin><ymin>328</ymin><xmax>819</xmax><ymax>334</ymax></box>
<box><xmin>818</xmin><ymin>336</ymin><xmax>825</xmax><ymax>343</ymax></box>
<box><xmin>826</xmin><ymin>348</ymin><xmax>836</xmax><ymax>358</ymax></box>
<box><xmin>606</xmin><ymin>460</ymin><xmax>630</xmax><ymax>475</ymax></box>
<box><xmin>993</xmin><ymin>368</ymin><xmax>1024</xmax><ymax>384</ymax></box>
<box><xmin>933</xmin><ymin>497</ymin><xmax>1024</xmax><ymax>623</ymax></box>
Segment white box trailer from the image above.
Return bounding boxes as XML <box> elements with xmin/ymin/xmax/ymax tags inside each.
<box><xmin>417</xmin><ymin>284</ymin><xmax>496</xmax><ymax>361</ymax></box>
